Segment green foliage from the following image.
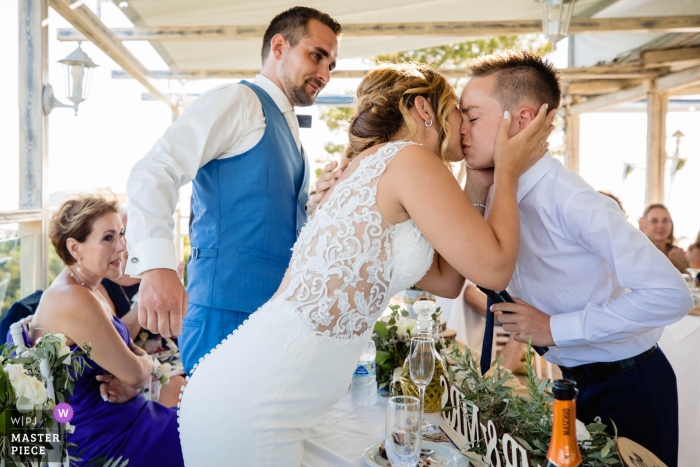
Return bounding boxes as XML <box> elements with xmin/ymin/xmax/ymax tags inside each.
<box><xmin>0</xmin><ymin>238</ymin><xmax>22</xmax><ymax>318</ymax></box>
<box><xmin>448</xmin><ymin>342</ymin><xmax>622</xmax><ymax>467</ymax></box>
<box><xmin>319</xmin><ymin>106</ymin><xmax>354</xmax><ymax>132</ymax></box>
<box><xmin>0</xmin><ymin>239</ymin><xmax>64</xmax><ymax>319</ymax></box>
<box><xmin>375</xmin><ymin>35</ymin><xmax>552</xmax><ymax>69</ymax></box>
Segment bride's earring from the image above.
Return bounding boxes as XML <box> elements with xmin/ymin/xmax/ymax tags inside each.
<box><xmin>424</xmin><ymin>118</ymin><xmax>433</xmax><ymax>127</ymax></box>
<box><xmin>77</xmin><ymin>257</ymin><xmax>82</xmax><ymax>272</ymax></box>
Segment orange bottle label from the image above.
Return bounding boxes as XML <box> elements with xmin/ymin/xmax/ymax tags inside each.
<box><xmin>546</xmin><ymin>399</ymin><xmax>582</xmax><ymax>467</ymax></box>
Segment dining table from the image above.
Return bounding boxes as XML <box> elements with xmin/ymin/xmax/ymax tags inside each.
<box><xmin>302</xmin><ymin>389</ymin><xmax>451</xmax><ymax>467</ymax></box>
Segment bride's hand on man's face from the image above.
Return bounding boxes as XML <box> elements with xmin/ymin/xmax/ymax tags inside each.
<box><xmin>493</xmin><ymin>103</ymin><xmax>557</xmax><ymax>180</ymax></box>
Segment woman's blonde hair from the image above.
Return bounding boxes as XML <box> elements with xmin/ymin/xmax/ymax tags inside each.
<box><xmin>345</xmin><ymin>62</ymin><xmax>458</xmax><ymax>164</ymax></box>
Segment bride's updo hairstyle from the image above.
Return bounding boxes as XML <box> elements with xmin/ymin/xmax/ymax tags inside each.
<box><xmin>345</xmin><ymin>62</ymin><xmax>458</xmax><ymax>164</ymax></box>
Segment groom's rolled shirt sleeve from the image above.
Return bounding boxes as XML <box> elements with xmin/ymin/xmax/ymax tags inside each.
<box><xmin>125</xmin><ymin>85</ymin><xmax>250</xmax><ymax>277</ymax></box>
<box><xmin>549</xmin><ymin>191</ymin><xmax>693</xmax><ymax>348</ymax></box>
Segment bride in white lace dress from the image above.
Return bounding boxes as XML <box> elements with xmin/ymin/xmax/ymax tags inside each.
<box><xmin>178</xmin><ymin>63</ymin><xmax>555</xmax><ymax>466</ymax></box>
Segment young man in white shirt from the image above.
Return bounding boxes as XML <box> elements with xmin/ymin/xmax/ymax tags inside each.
<box><xmin>460</xmin><ymin>50</ymin><xmax>693</xmax><ymax>467</ymax></box>
<box><xmin>125</xmin><ymin>7</ymin><xmax>342</xmax><ymax>373</ymax></box>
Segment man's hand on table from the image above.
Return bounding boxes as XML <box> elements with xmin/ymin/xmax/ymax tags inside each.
<box><xmin>491</xmin><ymin>297</ymin><xmax>556</xmax><ymax>347</ymax></box>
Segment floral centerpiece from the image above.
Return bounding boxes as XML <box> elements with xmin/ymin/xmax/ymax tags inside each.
<box><xmin>372</xmin><ymin>304</ymin><xmax>449</xmax><ymax>391</ymax></box>
<box><xmin>446</xmin><ymin>343</ymin><xmax>622</xmax><ymax>467</ymax></box>
<box><xmin>0</xmin><ymin>332</ymin><xmax>92</xmax><ymax>466</ymax></box>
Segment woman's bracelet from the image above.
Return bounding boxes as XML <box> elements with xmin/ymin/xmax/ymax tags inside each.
<box><xmin>473</xmin><ymin>203</ymin><xmax>487</xmax><ymax>210</ymax></box>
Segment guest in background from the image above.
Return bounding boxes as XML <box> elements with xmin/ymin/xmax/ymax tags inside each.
<box><xmin>31</xmin><ymin>194</ymin><xmax>183</xmax><ymax>466</ymax></box>
<box><xmin>98</xmin><ymin>206</ymin><xmax>187</xmax><ymax>408</ymax></box>
<box><xmin>639</xmin><ymin>204</ymin><xmax>688</xmax><ymax>274</ymax></box>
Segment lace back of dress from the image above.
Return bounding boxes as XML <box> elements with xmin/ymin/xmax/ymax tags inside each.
<box><xmin>279</xmin><ymin>142</ymin><xmax>414</xmax><ymax>339</ymax></box>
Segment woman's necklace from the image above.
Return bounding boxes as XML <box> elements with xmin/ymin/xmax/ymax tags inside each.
<box><xmin>68</xmin><ymin>268</ymin><xmax>96</xmax><ymax>292</ymax></box>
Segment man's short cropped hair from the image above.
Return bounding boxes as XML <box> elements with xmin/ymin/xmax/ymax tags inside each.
<box><xmin>261</xmin><ymin>6</ymin><xmax>342</xmax><ymax>63</ymax></box>
<box><xmin>467</xmin><ymin>49</ymin><xmax>562</xmax><ymax>111</ymax></box>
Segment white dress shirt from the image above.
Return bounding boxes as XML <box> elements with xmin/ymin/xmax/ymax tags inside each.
<box><xmin>124</xmin><ymin>75</ymin><xmax>301</xmax><ymax>277</ymax></box>
<box><xmin>498</xmin><ymin>152</ymin><xmax>693</xmax><ymax>367</ymax></box>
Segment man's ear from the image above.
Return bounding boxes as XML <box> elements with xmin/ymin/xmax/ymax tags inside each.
<box><xmin>270</xmin><ymin>34</ymin><xmax>289</xmax><ymax>61</ymax></box>
<box><xmin>514</xmin><ymin>106</ymin><xmax>536</xmax><ymax>130</ymax></box>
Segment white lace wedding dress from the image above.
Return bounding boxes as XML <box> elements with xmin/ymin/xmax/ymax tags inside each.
<box><xmin>178</xmin><ymin>141</ymin><xmax>435</xmax><ymax>466</ymax></box>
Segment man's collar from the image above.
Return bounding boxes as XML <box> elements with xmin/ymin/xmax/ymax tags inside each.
<box><xmin>253</xmin><ymin>74</ymin><xmax>294</xmax><ymax>114</ymax></box>
<box><xmin>517</xmin><ymin>151</ymin><xmax>557</xmax><ymax>202</ymax></box>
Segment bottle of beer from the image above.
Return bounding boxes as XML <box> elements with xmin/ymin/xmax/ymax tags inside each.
<box><xmin>545</xmin><ymin>380</ymin><xmax>582</xmax><ymax>467</ymax></box>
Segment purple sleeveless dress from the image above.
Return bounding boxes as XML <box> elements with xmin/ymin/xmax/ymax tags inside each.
<box><xmin>67</xmin><ymin>316</ymin><xmax>184</xmax><ymax>466</ymax></box>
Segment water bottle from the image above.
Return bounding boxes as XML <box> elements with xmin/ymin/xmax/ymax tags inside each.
<box><xmin>352</xmin><ymin>340</ymin><xmax>377</xmax><ymax>406</ymax></box>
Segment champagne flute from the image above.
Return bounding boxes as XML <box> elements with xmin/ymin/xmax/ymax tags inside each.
<box><xmin>385</xmin><ymin>396</ymin><xmax>421</xmax><ymax>467</ymax></box>
<box><xmin>409</xmin><ymin>336</ymin><xmax>435</xmax><ymax>433</ymax></box>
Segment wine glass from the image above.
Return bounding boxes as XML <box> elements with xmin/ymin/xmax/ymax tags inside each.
<box><xmin>409</xmin><ymin>336</ymin><xmax>435</xmax><ymax>433</ymax></box>
<box><xmin>686</xmin><ymin>268</ymin><xmax>700</xmax><ymax>291</ymax></box>
<box><xmin>385</xmin><ymin>396</ymin><xmax>421</xmax><ymax>467</ymax></box>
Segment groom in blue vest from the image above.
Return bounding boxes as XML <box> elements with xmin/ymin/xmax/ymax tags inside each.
<box><xmin>125</xmin><ymin>7</ymin><xmax>342</xmax><ymax>373</ymax></box>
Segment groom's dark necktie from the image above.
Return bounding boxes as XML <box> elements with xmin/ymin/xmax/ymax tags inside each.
<box><xmin>480</xmin><ymin>298</ymin><xmax>495</xmax><ymax>375</ymax></box>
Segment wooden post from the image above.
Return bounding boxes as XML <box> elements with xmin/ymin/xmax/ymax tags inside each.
<box><xmin>645</xmin><ymin>91</ymin><xmax>668</xmax><ymax>206</ymax></box>
<box><xmin>565</xmin><ymin>111</ymin><xmax>580</xmax><ymax>172</ymax></box>
<box><xmin>18</xmin><ymin>0</ymin><xmax>49</xmax><ymax>291</ymax></box>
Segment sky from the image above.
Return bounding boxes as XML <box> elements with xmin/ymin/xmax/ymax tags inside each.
<box><xmin>1</xmin><ymin>1</ymin><xmax>699</xmax><ymax>245</ymax></box>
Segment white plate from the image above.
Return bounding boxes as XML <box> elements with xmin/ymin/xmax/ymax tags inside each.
<box><xmin>363</xmin><ymin>440</ymin><xmax>470</xmax><ymax>467</ymax></box>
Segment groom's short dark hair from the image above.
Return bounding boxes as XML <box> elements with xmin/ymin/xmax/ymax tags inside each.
<box><xmin>261</xmin><ymin>7</ymin><xmax>342</xmax><ymax>63</ymax></box>
<box><xmin>467</xmin><ymin>50</ymin><xmax>561</xmax><ymax>111</ymax></box>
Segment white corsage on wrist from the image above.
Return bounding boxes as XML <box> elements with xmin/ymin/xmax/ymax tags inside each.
<box><xmin>151</xmin><ymin>358</ymin><xmax>172</xmax><ymax>385</ymax></box>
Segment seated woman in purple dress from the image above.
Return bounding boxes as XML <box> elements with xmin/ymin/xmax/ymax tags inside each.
<box><xmin>30</xmin><ymin>194</ymin><xmax>184</xmax><ymax>467</ymax></box>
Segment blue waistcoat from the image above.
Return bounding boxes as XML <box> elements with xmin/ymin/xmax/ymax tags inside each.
<box><xmin>187</xmin><ymin>81</ymin><xmax>309</xmax><ymax>313</ymax></box>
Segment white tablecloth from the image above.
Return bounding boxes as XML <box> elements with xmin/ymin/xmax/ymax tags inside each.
<box><xmin>658</xmin><ymin>314</ymin><xmax>700</xmax><ymax>467</ymax></box>
<box><xmin>302</xmin><ymin>391</ymin><xmax>446</xmax><ymax>467</ymax></box>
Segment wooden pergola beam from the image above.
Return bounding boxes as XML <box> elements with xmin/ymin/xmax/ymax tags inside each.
<box><xmin>655</xmin><ymin>64</ymin><xmax>700</xmax><ymax>93</ymax></box>
<box><xmin>567</xmin><ymin>79</ymin><xmax>642</xmax><ymax>95</ymax></box>
<box><xmin>642</xmin><ymin>46</ymin><xmax>700</xmax><ymax>68</ymax></box>
<box><xmin>57</xmin><ymin>15</ymin><xmax>700</xmax><ymax>41</ymax></box>
<box><xmin>569</xmin><ymin>81</ymin><xmax>650</xmax><ymax>114</ymax></box>
<box><xmin>49</xmin><ymin>0</ymin><xmax>178</xmax><ymax>114</ymax></box>
<box><xmin>111</xmin><ymin>69</ymin><xmax>372</xmax><ymax>80</ymax></box>
<box><xmin>112</xmin><ymin>66</ymin><xmax>668</xmax><ymax>82</ymax></box>
<box><xmin>560</xmin><ymin>66</ymin><xmax>667</xmax><ymax>80</ymax></box>
<box><xmin>646</xmin><ymin>91</ymin><xmax>667</xmax><ymax>205</ymax></box>
<box><xmin>568</xmin><ymin>63</ymin><xmax>700</xmax><ymax>113</ymax></box>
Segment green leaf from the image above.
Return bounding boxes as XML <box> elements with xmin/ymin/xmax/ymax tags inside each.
<box><xmin>376</xmin><ymin>351</ymin><xmax>391</xmax><ymax>364</ymax></box>
<box><xmin>373</xmin><ymin>321</ymin><xmax>388</xmax><ymax>341</ymax></box>
<box><xmin>601</xmin><ymin>439</ymin><xmax>614</xmax><ymax>458</ymax></box>
<box><xmin>401</xmin><ymin>309</ymin><xmax>409</xmax><ymax>317</ymax></box>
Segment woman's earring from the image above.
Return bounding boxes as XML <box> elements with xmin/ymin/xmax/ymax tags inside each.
<box><xmin>425</xmin><ymin>118</ymin><xmax>433</xmax><ymax>127</ymax></box>
<box><xmin>77</xmin><ymin>258</ymin><xmax>82</xmax><ymax>272</ymax></box>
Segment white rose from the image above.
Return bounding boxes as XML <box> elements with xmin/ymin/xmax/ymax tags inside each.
<box><xmin>54</xmin><ymin>333</ymin><xmax>68</xmax><ymax>346</ymax></box>
<box><xmin>4</xmin><ymin>363</ymin><xmax>27</xmax><ymax>385</ymax></box>
<box><xmin>576</xmin><ymin>419</ymin><xmax>591</xmax><ymax>442</ymax></box>
<box><xmin>396</xmin><ymin>322</ymin><xmax>408</xmax><ymax>338</ymax></box>
<box><xmin>405</xmin><ymin>319</ymin><xmax>416</xmax><ymax>335</ymax></box>
<box><xmin>16</xmin><ymin>375</ymin><xmax>48</xmax><ymax>412</ymax></box>
<box><xmin>57</xmin><ymin>344</ymin><xmax>72</xmax><ymax>366</ymax></box>
<box><xmin>158</xmin><ymin>362</ymin><xmax>172</xmax><ymax>376</ymax></box>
